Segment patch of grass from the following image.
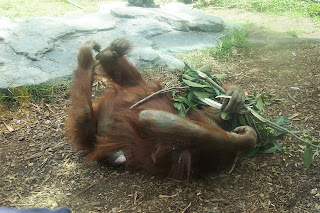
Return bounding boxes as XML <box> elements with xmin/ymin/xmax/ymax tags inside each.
<box><xmin>178</xmin><ymin>27</ymin><xmax>250</xmax><ymax>67</ymax></box>
<box><xmin>211</xmin><ymin>28</ymin><xmax>250</xmax><ymax>59</ymax></box>
<box><xmin>286</xmin><ymin>28</ymin><xmax>314</xmax><ymax>37</ymax></box>
<box><xmin>177</xmin><ymin>49</ymin><xmax>213</xmax><ymax>68</ymax></box>
<box><xmin>196</xmin><ymin>0</ymin><xmax>320</xmax><ymax>18</ymax></box>
<box><xmin>0</xmin><ymin>81</ymin><xmax>71</xmax><ymax>105</ymax></box>
<box><xmin>0</xmin><ymin>0</ymin><xmax>110</xmax><ymax>19</ymax></box>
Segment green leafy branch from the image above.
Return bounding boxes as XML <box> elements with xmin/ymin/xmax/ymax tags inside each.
<box><xmin>130</xmin><ymin>63</ymin><xmax>319</xmax><ymax>168</ymax></box>
<box><xmin>173</xmin><ymin>64</ymin><xmax>319</xmax><ymax>168</ymax></box>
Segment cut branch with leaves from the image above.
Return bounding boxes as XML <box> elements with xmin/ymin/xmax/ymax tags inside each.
<box><xmin>129</xmin><ymin>63</ymin><xmax>319</xmax><ymax>168</ymax></box>
<box><xmin>174</xmin><ymin>63</ymin><xmax>319</xmax><ymax>168</ymax></box>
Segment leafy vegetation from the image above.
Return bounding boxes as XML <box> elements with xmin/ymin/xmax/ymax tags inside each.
<box><xmin>177</xmin><ymin>27</ymin><xmax>250</xmax><ymax>66</ymax></box>
<box><xmin>173</xmin><ymin>63</ymin><xmax>319</xmax><ymax>167</ymax></box>
<box><xmin>1</xmin><ymin>0</ymin><xmax>319</xmax><ymax>19</ymax></box>
<box><xmin>0</xmin><ymin>0</ymin><xmax>103</xmax><ymax>18</ymax></box>
<box><xmin>173</xmin><ymin>64</ymin><xmax>283</xmax><ymax>149</ymax></box>
<box><xmin>195</xmin><ymin>0</ymin><xmax>320</xmax><ymax>18</ymax></box>
<box><xmin>209</xmin><ymin>28</ymin><xmax>250</xmax><ymax>59</ymax></box>
<box><xmin>0</xmin><ymin>81</ymin><xmax>71</xmax><ymax>104</ymax></box>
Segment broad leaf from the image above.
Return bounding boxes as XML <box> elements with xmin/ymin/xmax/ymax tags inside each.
<box><xmin>173</xmin><ymin>102</ymin><xmax>182</xmax><ymax>110</ymax></box>
<box><xmin>193</xmin><ymin>91</ymin><xmax>212</xmax><ymax>98</ymax></box>
<box><xmin>183</xmin><ymin>74</ymin><xmax>196</xmax><ymax>81</ymax></box>
<box><xmin>275</xmin><ymin>117</ymin><xmax>291</xmax><ymax>126</ymax></box>
<box><xmin>173</xmin><ymin>96</ymin><xmax>183</xmax><ymax>102</ymax></box>
<box><xmin>182</xmin><ymin>79</ymin><xmax>208</xmax><ymax>88</ymax></box>
<box><xmin>261</xmin><ymin>145</ymin><xmax>278</xmax><ymax>154</ymax></box>
<box><xmin>246</xmin><ymin>147</ymin><xmax>260</xmax><ymax>157</ymax></box>
<box><xmin>255</xmin><ymin>97</ymin><xmax>263</xmax><ymax>111</ymax></box>
<box><xmin>187</xmin><ymin>91</ymin><xmax>193</xmax><ymax>102</ymax></box>
<box><xmin>221</xmin><ymin>111</ymin><xmax>231</xmax><ymax>120</ymax></box>
<box><xmin>178</xmin><ymin>104</ymin><xmax>186</xmax><ymax>117</ymax></box>
<box><xmin>303</xmin><ymin>145</ymin><xmax>313</xmax><ymax>168</ymax></box>
<box><xmin>198</xmin><ymin>64</ymin><xmax>210</xmax><ymax>72</ymax></box>
<box><xmin>182</xmin><ymin>97</ymin><xmax>197</xmax><ymax>109</ymax></box>
<box><xmin>213</xmin><ymin>74</ymin><xmax>227</xmax><ymax>79</ymax></box>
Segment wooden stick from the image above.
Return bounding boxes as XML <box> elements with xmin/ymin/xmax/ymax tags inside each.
<box><xmin>247</xmin><ymin>107</ymin><xmax>320</xmax><ymax>149</ymax></box>
<box><xmin>181</xmin><ymin>202</ymin><xmax>192</xmax><ymax>213</ymax></box>
<box><xmin>196</xmin><ymin>71</ymin><xmax>226</xmax><ymax>94</ymax></box>
<box><xmin>130</xmin><ymin>86</ymin><xmax>189</xmax><ymax>109</ymax></box>
<box><xmin>197</xmin><ymin>70</ymin><xmax>320</xmax><ymax>149</ymax></box>
<box><xmin>73</xmin><ymin>183</ymin><xmax>97</xmax><ymax>198</ymax></box>
<box><xmin>66</xmin><ymin>0</ymin><xmax>84</xmax><ymax>9</ymax></box>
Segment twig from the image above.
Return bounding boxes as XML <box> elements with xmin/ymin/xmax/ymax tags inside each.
<box><xmin>130</xmin><ymin>86</ymin><xmax>189</xmax><ymax>109</ymax></box>
<box><xmin>197</xmin><ymin>70</ymin><xmax>320</xmax><ymax>149</ymax></box>
<box><xmin>73</xmin><ymin>182</ymin><xmax>97</xmax><ymax>198</ymax></box>
<box><xmin>0</xmin><ymin>168</ymin><xmax>8</xmax><ymax>177</ymax></box>
<box><xmin>247</xmin><ymin>108</ymin><xmax>320</xmax><ymax>149</ymax></box>
<box><xmin>159</xmin><ymin>193</ymin><xmax>178</xmax><ymax>198</ymax></box>
<box><xmin>288</xmin><ymin>93</ymin><xmax>297</xmax><ymax>102</ymax></box>
<box><xmin>228</xmin><ymin>155</ymin><xmax>238</xmax><ymax>174</ymax></box>
<box><xmin>196</xmin><ymin>71</ymin><xmax>226</xmax><ymax>94</ymax></box>
<box><xmin>66</xmin><ymin>0</ymin><xmax>84</xmax><ymax>9</ymax></box>
<box><xmin>216</xmin><ymin>34</ymin><xmax>225</xmax><ymax>41</ymax></box>
<box><xmin>181</xmin><ymin>202</ymin><xmax>191</xmax><ymax>213</ymax></box>
<box><xmin>133</xmin><ymin>191</ymin><xmax>138</xmax><ymax>205</ymax></box>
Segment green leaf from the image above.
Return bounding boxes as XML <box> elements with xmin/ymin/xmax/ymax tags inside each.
<box><xmin>187</xmin><ymin>91</ymin><xmax>193</xmax><ymax>102</ymax></box>
<box><xmin>194</xmin><ymin>98</ymin><xmax>206</xmax><ymax>105</ymax></box>
<box><xmin>190</xmin><ymin>64</ymin><xmax>197</xmax><ymax>71</ymax></box>
<box><xmin>214</xmin><ymin>88</ymin><xmax>220</xmax><ymax>96</ymax></box>
<box><xmin>275</xmin><ymin>117</ymin><xmax>290</xmax><ymax>126</ymax></box>
<box><xmin>274</xmin><ymin>142</ymin><xmax>282</xmax><ymax>151</ymax></box>
<box><xmin>178</xmin><ymin>104</ymin><xmax>186</xmax><ymax>117</ymax></box>
<box><xmin>303</xmin><ymin>145</ymin><xmax>313</xmax><ymax>168</ymax></box>
<box><xmin>204</xmin><ymin>88</ymin><xmax>217</xmax><ymax>94</ymax></box>
<box><xmin>183</xmin><ymin>74</ymin><xmax>196</xmax><ymax>81</ymax></box>
<box><xmin>184</xmin><ymin>63</ymin><xmax>192</xmax><ymax>71</ymax></box>
<box><xmin>182</xmin><ymin>79</ymin><xmax>208</xmax><ymax>88</ymax></box>
<box><xmin>193</xmin><ymin>91</ymin><xmax>212</xmax><ymax>98</ymax></box>
<box><xmin>198</xmin><ymin>64</ymin><xmax>210</xmax><ymax>72</ymax></box>
<box><xmin>221</xmin><ymin>111</ymin><xmax>231</xmax><ymax>120</ymax></box>
<box><xmin>182</xmin><ymin>97</ymin><xmax>197</xmax><ymax>109</ymax></box>
<box><xmin>213</xmin><ymin>74</ymin><xmax>227</xmax><ymax>79</ymax></box>
<box><xmin>261</xmin><ymin>145</ymin><xmax>278</xmax><ymax>154</ymax></box>
<box><xmin>255</xmin><ymin>97</ymin><xmax>263</xmax><ymax>111</ymax></box>
<box><xmin>173</xmin><ymin>97</ymin><xmax>183</xmax><ymax>102</ymax></box>
<box><xmin>246</xmin><ymin>147</ymin><xmax>260</xmax><ymax>157</ymax></box>
<box><xmin>173</xmin><ymin>102</ymin><xmax>182</xmax><ymax>110</ymax></box>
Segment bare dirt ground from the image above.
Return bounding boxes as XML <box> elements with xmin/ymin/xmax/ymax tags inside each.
<box><xmin>1</xmin><ymin>8</ymin><xmax>320</xmax><ymax>213</ymax></box>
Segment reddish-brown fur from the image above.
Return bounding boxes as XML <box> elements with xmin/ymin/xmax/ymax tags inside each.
<box><xmin>67</xmin><ymin>39</ymin><xmax>257</xmax><ymax>179</ymax></box>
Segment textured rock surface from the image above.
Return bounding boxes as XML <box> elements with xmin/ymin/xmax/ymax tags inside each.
<box><xmin>0</xmin><ymin>2</ymin><xmax>230</xmax><ymax>88</ymax></box>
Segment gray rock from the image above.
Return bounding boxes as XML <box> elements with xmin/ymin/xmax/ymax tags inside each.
<box><xmin>160</xmin><ymin>3</ymin><xmax>224</xmax><ymax>32</ymax></box>
<box><xmin>111</xmin><ymin>3</ymin><xmax>225</xmax><ymax>32</ymax></box>
<box><xmin>0</xmin><ymin>2</ymin><xmax>230</xmax><ymax>88</ymax></box>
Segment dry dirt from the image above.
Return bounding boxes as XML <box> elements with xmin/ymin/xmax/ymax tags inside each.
<box><xmin>1</xmin><ymin>9</ymin><xmax>320</xmax><ymax>213</ymax></box>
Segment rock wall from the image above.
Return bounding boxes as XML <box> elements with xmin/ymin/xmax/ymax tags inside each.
<box><xmin>0</xmin><ymin>2</ymin><xmax>229</xmax><ymax>88</ymax></box>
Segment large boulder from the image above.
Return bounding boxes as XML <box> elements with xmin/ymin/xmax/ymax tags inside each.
<box><xmin>0</xmin><ymin>2</ymin><xmax>230</xmax><ymax>88</ymax></box>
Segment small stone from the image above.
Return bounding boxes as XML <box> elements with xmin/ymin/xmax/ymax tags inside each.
<box><xmin>311</xmin><ymin>188</ymin><xmax>318</xmax><ymax>195</ymax></box>
<box><xmin>18</xmin><ymin>137</ymin><xmax>25</xmax><ymax>141</ymax></box>
<box><xmin>259</xmin><ymin>193</ymin><xmax>264</xmax><ymax>198</ymax></box>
